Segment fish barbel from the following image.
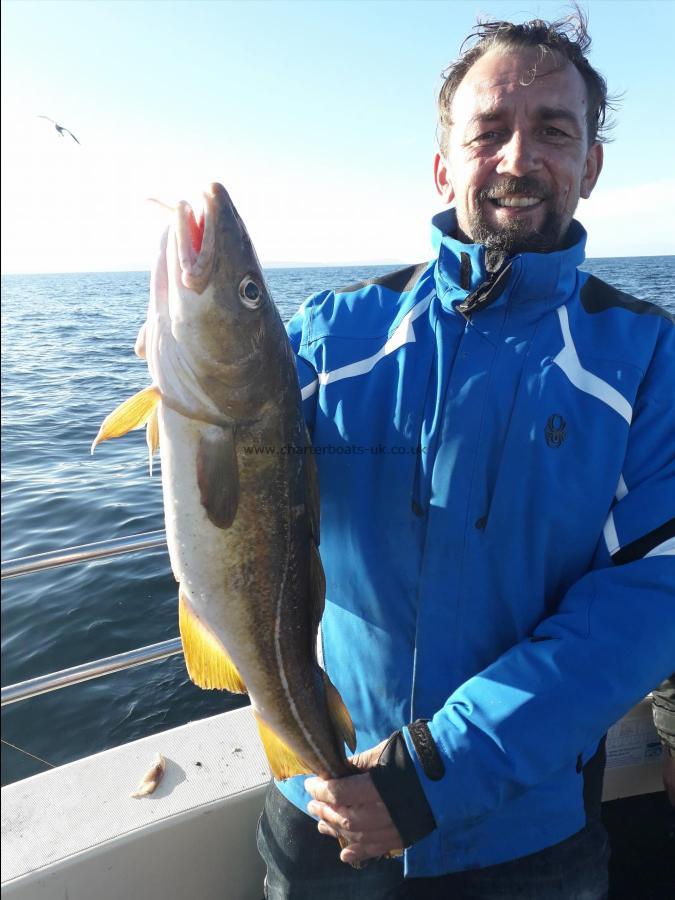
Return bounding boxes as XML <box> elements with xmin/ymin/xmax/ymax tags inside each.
<box><xmin>92</xmin><ymin>183</ymin><xmax>356</xmax><ymax>780</ymax></box>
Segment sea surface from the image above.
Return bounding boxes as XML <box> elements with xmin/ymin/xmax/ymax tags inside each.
<box><xmin>2</xmin><ymin>257</ymin><xmax>674</xmax><ymax>786</ymax></box>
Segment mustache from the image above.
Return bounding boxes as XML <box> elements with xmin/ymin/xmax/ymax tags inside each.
<box><xmin>478</xmin><ymin>177</ymin><xmax>552</xmax><ymax>201</ymax></box>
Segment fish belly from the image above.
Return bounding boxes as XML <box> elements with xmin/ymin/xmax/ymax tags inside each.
<box><xmin>158</xmin><ymin>405</ymin><xmax>264</xmax><ymax>682</ymax></box>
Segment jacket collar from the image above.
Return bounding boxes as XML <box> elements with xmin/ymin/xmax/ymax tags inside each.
<box><xmin>431</xmin><ymin>208</ymin><xmax>587</xmax><ymax>316</ymax></box>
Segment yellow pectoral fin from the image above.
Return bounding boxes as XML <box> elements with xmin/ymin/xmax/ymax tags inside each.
<box><xmin>178</xmin><ymin>591</ymin><xmax>246</xmax><ymax>693</ymax></box>
<box><xmin>91</xmin><ymin>386</ymin><xmax>160</xmax><ymax>453</ymax></box>
<box><xmin>253</xmin><ymin>712</ymin><xmax>313</xmax><ymax>780</ymax></box>
<box><xmin>146</xmin><ymin>407</ymin><xmax>160</xmax><ymax>475</ymax></box>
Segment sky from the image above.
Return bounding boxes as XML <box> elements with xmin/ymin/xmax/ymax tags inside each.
<box><xmin>1</xmin><ymin>0</ymin><xmax>674</xmax><ymax>273</ymax></box>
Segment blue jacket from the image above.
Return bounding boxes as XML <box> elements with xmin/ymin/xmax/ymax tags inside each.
<box><xmin>278</xmin><ymin>209</ymin><xmax>675</xmax><ymax>875</ymax></box>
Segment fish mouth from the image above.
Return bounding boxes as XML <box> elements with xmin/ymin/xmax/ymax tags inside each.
<box><xmin>174</xmin><ymin>184</ymin><xmax>224</xmax><ymax>294</ymax></box>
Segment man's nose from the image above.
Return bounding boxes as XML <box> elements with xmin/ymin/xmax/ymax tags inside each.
<box><xmin>496</xmin><ymin>131</ymin><xmax>540</xmax><ymax>176</ymax></box>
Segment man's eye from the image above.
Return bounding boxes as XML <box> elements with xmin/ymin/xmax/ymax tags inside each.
<box><xmin>543</xmin><ymin>126</ymin><xmax>568</xmax><ymax>138</ymax></box>
<box><xmin>472</xmin><ymin>130</ymin><xmax>502</xmax><ymax>144</ymax></box>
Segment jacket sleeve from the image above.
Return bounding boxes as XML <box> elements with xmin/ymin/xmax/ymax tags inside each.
<box><xmin>286</xmin><ymin>295</ymin><xmax>321</xmax><ymax>433</ymax></box>
<box><xmin>400</xmin><ymin>315</ymin><xmax>675</xmax><ymax>834</ymax></box>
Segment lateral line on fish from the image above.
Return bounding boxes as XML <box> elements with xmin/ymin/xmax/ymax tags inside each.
<box><xmin>273</xmin><ymin>488</ymin><xmax>334</xmax><ymax>778</ymax></box>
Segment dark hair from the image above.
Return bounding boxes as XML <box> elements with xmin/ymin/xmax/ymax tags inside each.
<box><xmin>438</xmin><ymin>6</ymin><xmax>617</xmax><ymax>150</ymax></box>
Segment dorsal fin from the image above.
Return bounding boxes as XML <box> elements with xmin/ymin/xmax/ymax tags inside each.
<box><xmin>308</xmin><ymin>540</ymin><xmax>326</xmax><ymax>642</ymax></box>
<box><xmin>322</xmin><ymin>669</ymin><xmax>356</xmax><ymax>754</ymax></box>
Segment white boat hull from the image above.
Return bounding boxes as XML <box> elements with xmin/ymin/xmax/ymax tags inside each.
<box><xmin>1</xmin><ymin>699</ymin><xmax>666</xmax><ymax>899</ymax></box>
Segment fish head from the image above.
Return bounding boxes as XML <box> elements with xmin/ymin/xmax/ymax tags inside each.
<box><xmin>142</xmin><ymin>183</ymin><xmax>291</xmax><ymax>423</ymax></box>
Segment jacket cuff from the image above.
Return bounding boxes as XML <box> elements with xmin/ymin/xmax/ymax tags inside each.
<box><xmin>369</xmin><ymin>728</ymin><xmax>437</xmax><ymax>848</ymax></box>
<box><xmin>652</xmin><ymin>674</ymin><xmax>675</xmax><ymax>749</ymax></box>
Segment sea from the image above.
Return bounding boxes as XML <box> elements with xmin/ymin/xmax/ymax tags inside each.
<box><xmin>2</xmin><ymin>257</ymin><xmax>674</xmax><ymax>786</ymax></box>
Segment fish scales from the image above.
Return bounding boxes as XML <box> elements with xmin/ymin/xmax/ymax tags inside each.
<box><xmin>93</xmin><ymin>183</ymin><xmax>355</xmax><ymax>782</ymax></box>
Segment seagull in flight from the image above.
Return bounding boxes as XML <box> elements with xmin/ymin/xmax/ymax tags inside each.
<box><xmin>37</xmin><ymin>116</ymin><xmax>81</xmax><ymax>145</ymax></box>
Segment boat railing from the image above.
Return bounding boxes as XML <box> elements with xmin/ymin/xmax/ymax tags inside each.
<box><xmin>1</xmin><ymin>530</ymin><xmax>168</xmax><ymax>579</ymax></box>
<box><xmin>1</xmin><ymin>530</ymin><xmax>183</xmax><ymax>707</ymax></box>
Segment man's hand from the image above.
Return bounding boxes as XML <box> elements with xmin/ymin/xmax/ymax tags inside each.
<box><xmin>305</xmin><ymin>740</ymin><xmax>404</xmax><ymax>866</ymax></box>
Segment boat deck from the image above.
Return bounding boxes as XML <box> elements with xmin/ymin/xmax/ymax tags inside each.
<box><xmin>1</xmin><ymin>698</ymin><xmax>670</xmax><ymax>899</ymax></box>
<box><xmin>1</xmin><ymin>706</ymin><xmax>268</xmax><ymax>899</ymax></box>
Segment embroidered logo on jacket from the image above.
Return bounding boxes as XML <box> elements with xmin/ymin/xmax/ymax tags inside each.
<box><xmin>544</xmin><ymin>414</ymin><xmax>567</xmax><ymax>448</ymax></box>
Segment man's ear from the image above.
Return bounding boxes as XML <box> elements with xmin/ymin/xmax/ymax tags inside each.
<box><xmin>434</xmin><ymin>153</ymin><xmax>455</xmax><ymax>204</ymax></box>
<box><xmin>580</xmin><ymin>142</ymin><xmax>603</xmax><ymax>199</ymax></box>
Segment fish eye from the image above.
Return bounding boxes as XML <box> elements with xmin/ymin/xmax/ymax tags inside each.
<box><xmin>239</xmin><ymin>276</ymin><xmax>262</xmax><ymax>308</ymax></box>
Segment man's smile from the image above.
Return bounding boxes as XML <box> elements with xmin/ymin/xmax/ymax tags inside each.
<box><xmin>489</xmin><ymin>195</ymin><xmax>543</xmax><ymax>208</ymax></box>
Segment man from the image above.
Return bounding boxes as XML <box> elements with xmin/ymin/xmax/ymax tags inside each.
<box><xmin>257</xmin><ymin>11</ymin><xmax>675</xmax><ymax>899</ymax></box>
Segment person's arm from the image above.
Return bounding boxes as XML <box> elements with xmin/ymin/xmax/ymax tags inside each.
<box><xmin>397</xmin><ymin>314</ymin><xmax>675</xmax><ymax>834</ymax></box>
<box><xmin>652</xmin><ymin>674</ymin><xmax>675</xmax><ymax>805</ymax></box>
<box><xmin>310</xmin><ymin>516</ymin><xmax>675</xmax><ymax>864</ymax></box>
<box><xmin>308</xmin><ymin>314</ymin><xmax>675</xmax><ymax>863</ymax></box>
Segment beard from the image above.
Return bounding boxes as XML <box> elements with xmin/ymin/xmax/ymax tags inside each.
<box><xmin>464</xmin><ymin>176</ymin><xmax>572</xmax><ymax>255</ymax></box>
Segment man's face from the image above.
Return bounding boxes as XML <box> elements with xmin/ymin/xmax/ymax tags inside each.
<box><xmin>435</xmin><ymin>47</ymin><xmax>603</xmax><ymax>254</ymax></box>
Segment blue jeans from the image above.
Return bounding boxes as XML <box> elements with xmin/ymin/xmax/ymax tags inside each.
<box><xmin>256</xmin><ymin>782</ymin><xmax>610</xmax><ymax>899</ymax></box>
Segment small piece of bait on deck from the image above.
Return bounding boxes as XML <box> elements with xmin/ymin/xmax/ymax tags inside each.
<box><xmin>130</xmin><ymin>752</ymin><xmax>166</xmax><ymax>798</ymax></box>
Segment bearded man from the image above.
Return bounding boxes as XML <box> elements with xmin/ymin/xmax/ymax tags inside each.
<box><xmin>256</xmin><ymin>11</ymin><xmax>675</xmax><ymax>900</ymax></box>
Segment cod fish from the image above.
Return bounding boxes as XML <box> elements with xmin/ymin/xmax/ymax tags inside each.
<box><xmin>92</xmin><ymin>183</ymin><xmax>355</xmax><ymax>782</ymax></box>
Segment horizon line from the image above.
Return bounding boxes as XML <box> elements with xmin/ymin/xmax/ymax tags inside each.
<box><xmin>0</xmin><ymin>260</ymin><xmax>409</xmax><ymax>277</ymax></box>
<box><xmin>2</xmin><ymin>252</ymin><xmax>674</xmax><ymax>278</ymax></box>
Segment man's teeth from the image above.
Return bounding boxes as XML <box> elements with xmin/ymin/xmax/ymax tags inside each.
<box><xmin>493</xmin><ymin>196</ymin><xmax>541</xmax><ymax>208</ymax></box>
